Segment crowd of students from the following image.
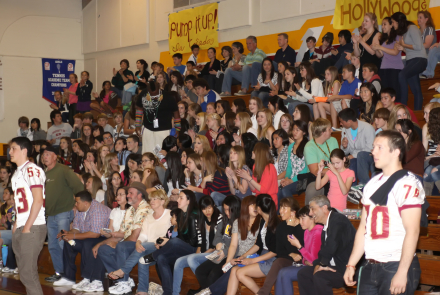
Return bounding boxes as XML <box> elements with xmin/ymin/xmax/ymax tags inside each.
<box><xmin>0</xmin><ymin>9</ymin><xmax>439</xmax><ymax>295</ymax></box>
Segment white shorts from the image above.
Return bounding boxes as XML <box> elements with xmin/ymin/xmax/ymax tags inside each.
<box><xmin>332</xmin><ymin>99</ymin><xmax>351</xmax><ymax>113</ymax></box>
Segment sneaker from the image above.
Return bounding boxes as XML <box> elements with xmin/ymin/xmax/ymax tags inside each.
<box><xmin>72</xmin><ymin>278</ymin><xmax>90</xmax><ymax>290</ymax></box>
<box><xmin>419</xmin><ymin>75</ymin><xmax>428</xmax><ymax>79</ymax></box>
<box><xmin>219</xmin><ymin>92</ymin><xmax>229</xmax><ymax>97</ymax></box>
<box><xmin>128</xmin><ymin>277</ymin><xmax>135</xmax><ymax>287</ymax></box>
<box><xmin>45</xmin><ymin>273</ymin><xmax>62</xmax><ymax>282</ymax></box>
<box><xmin>109</xmin><ymin>281</ymin><xmax>131</xmax><ymax>294</ymax></box>
<box><xmin>2</xmin><ymin>267</ymin><xmax>13</xmax><ymax>273</ymax></box>
<box><xmin>331</xmin><ymin>127</ymin><xmax>342</xmax><ymax>132</ymax></box>
<box><xmin>234</xmin><ymin>90</ymin><xmax>247</xmax><ymax>96</ymax></box>
<box><xmin>13</xmin><ymin>268</ymin><xmax>18</xmax><ymax>274</ymax></box>
<box><xmin>53</xmin><ymin>277</ymin><xmax>75</xmax><ymax>286</ymax></box>
<box><xmin>109</xmin><ymin>282</ymin><xmax>124</xmax><ymax>292</ymax></box>
<box><xmin>196</xmin><ymin>288</ymin><xmax>212</xmax><ymax>295</ymax></box>
<box><xmin>82</xmin><ymin>280</ymin><xmax>104</xmax><ymax>292</ymax></box>
<box><xmin>139</xmin><ymin>254</ymin><xmax>155</xmax><ymax>265</ymax></box>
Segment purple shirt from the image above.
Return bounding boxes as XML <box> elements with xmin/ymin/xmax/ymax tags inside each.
<box><xmin>73</xmin><ymin>200</ymin><xmax>111</xmax><ymax>234</ymax></box>
<box><xmin>380</xmin><ymin>40</ymin><xmax>404</xmax><ymax>70</ymax></box>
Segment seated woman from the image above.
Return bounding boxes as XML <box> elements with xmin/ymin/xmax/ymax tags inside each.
<box><xmin>226</xmin><ymin>194</ymin><xmax>279</xmax><ymax>295</ymax></box>
<box><xmin>315</xmin><ymin>66</ymin><xmax>341</xmax><ymax>127</ymax></box>
<box><xmin>271</xmin><ymin>129</ymin><xmax>289</xmax><ymax>181</ymax></box>
<box><xmin>278</xmin><ymin>120</ymin><xmax>310</xmax><ymax>201</ymax></box>
<box><xmin>170</xmin><ymin>71</ymin><xmax>185</xmax><ymax>94</ymax></box>
<box><xmin>278</xmin><ymin>113</ymin><xmax>294</xmax><ymax>135</ymax></box>
<box><xmin>91</xmin><ymin>81</ymin><xmax>119</xmax><ymax>116</ymax></box>
<box><xmin>238</xmin><ymin>142</ymin><xmax>279</xmax><ymax>207</ymax></box>
<box><xmin>388</xmin><ymin>104</ymin><xmax>423</xmax><ymax>140</ymax></box>
<box><xmin>293</xmin><ymin>104</ymin><xmax>313</xmax><ymax>139</ymax></box>
<box><xmin>256</xmin><ymin>109</ymin><xmax>275</xmax><ymax>148</ymax></box>
<box><xmin>163</xmin><ymin>152</ymin><xmax>186</xmax><ymax>198</ymax></box>
<box><xmin>85</xmin><ymin>175</ymin><xmax>105</xmax><ymax>204</ymax></box>
<box><xmin>192</xmin><ymin>195</ymin><xmax>260</xmax><ymax>295</ymax></box>
<box><xmin>138</xmin><ymin>190</ymin><xmax>200</xmax><ymax>295</ymax></box>
<box><xmin>251</xmin><ymin>57</ymin><xmax>279</xmax><ymax>107</ymax></box>
<box><xmin>205</xmin><ymin>113</ymin><xmax>225</xmax><ymax>149</ymax></box>
<box><xmin>231</xmin><ymin>98</ymin><xmax>248</xmax><ymax>114</ymax></box>
<box><xmin>395</xmin><ymin>119</ymin><xmax>425</xmax><ymax>181</ymax></box>
<box><xmin>0</xmin><ymin>188</ymin><xmax>14</xmax><ymax>247</ymax></box>
<box><xmin>200</xmin><ymin>47</ymin><xmax>221</xmax><ymax>90</ymax></box>
<box><xmin>193</xmin><ymin>134</ymin><xmax>212</xmax><ymax>155</ymax></box>
<box><xmin>191</xmin><ymin>112</ymin><xmax>208</xmax><ymax>139</ymax></box>
<box><xmin>108</xmin><ymin>190</ymin><xmax>171</xmax><ymax>295</ymax></box>
<box><xmin>221</xmin><ymin>111</ymin><xmax>236</xmax><ymax>134</ymax></box>
<box><xmin>256</xmin><ymin>197</ymin><xmax>305</xmax><ymax>295</ymax></box>
<box><xmin>215</xmin><ymin>100</ymin><xmax>231</xmax><ymax>118</ymax></box>
<box><xmin>172</xmin><ymin>195</ymin><xmax>222</xmax><ymax>295</ymax></box>
<box><xmin>104</xmin><ymin>171</ymin><xmax>123</xmax><ymax>209</ymax></box>
<box><xmin>226</xmin><ymin>146</ymin><xmax>253</xmax><ymax>199</ymax></box>
<box><xmin>142</xmin><ymin>168</ymin><xmax>165</xmax><ymax>195</ymax></box>
<box><xmin>275</xmin><ymin>205</ymin><xmax>323</xmax><ymax>295</ymax></box>
<box><xmin>202</xmin><ymin>151</ymin><xmax>231</xmax><ymax>206</ymax></box>
<box><xmin>184</xmin><ymin>153</ymin><xmax>205</xmax><ymax>195</ymax></box>
<box><xmin>233</xmin><ymin>112</ymin><xmax>258</xmax><ymax>145</ymax></box>
<box><xmin>188</xmin><ymin>103</ymin><xmax>202</xmax><ymax>132</ymax></box>
<box><xmin>268</xmin><ymin>96</ymin><xmax>288</xmax><ymax>129</ymax></box>
<box><xmin>142</xmin><ymin>152</ymin><xmax>166</xmax><ymax>185</ymax></box>
<box><xmin>248</xmin><ymin>96</ymin><xmax>264</xmax><ymax>130</ymax></box>
<box><xmin>359</xmin><ymin>82</ymin><xmax>383</xmax><ymax>125</ymax></box>
<box><xmin>287</xmin><ymin>63</ymin><xmax>324</xmax><ymax>119</ymax></box>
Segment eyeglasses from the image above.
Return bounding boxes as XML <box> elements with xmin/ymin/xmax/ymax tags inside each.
<box><xmin>142</xmin><ymin>159</ymin><xmax>151</xmax><ymax>163</ymax></box>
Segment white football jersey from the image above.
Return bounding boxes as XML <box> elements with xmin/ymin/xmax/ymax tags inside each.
<box><xmin>11</xmin><ymin>161</ymin><xmax>46</xmax><ymax>228</ymax></box>
<box><xmin>362</xmin><ymin>172</ymin><xmax>425</xmax><ymax>262</ymax></box>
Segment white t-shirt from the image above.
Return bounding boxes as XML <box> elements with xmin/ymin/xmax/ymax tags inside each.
<box><xmin>109</xmin><ymin>207</ymin><xmax>126</xmax><ymax>232</ymax></box>
<box><xmin>95</xmin><ymin>189</ymin><xmax>105</xmax><ymax>203</ymax></box>
<box><xmin>47</xmin><ymin>123</ymin><xmax>73</xmax><ymax>145</ymax></box>
<box><xmin>11</xmin><ymin>161</ymin><xmax>46</xmax><ymax>228</ymax></box>
<box><xmin>362</xmin><ymin>172</ymin><xmax>425</xmax><ymax>262</ymax></box>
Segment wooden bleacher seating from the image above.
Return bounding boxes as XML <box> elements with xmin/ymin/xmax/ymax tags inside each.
<box><xmin>426</xmin><ymin>196</ymin><xmax>440</xmax><ymax>222</ymax></box>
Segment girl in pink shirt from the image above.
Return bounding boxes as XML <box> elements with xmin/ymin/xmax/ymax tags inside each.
<box><xmin>315</xmin><ymin>149</ymin><xmax>355</xmax><ymax>211</ymax></box>
<box><xmin>63</xmin><ymin>73</ymin><xmax>79</xmax><ymax>124</ymax></box>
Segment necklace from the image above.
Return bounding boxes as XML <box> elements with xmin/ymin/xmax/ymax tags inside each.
<box><xmin>144</xmin><ymin>91</ymin><xmax>163</xmax><ymax>123</ymax></box>
<box><xmin>313</xmin><ymin>138</ymin><xmax>331</xmax><ymax>160</ymax></box>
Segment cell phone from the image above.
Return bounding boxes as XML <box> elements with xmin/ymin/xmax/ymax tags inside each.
<box><xmin>102</xmin><ymin>228</ymin><xmax>111</xmax><ymax>234</ymax></box>
<box><xmin>324</xmin><ymin>161</ymin><xmax>328</xmax><ymax>166</ymax></box>
<box><xmin>156</xmin><ymin>237</ymin><xmax>164</xmax><ymax>244</ymax></box>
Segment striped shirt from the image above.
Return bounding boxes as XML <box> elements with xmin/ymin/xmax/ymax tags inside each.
<box><xmin>203</xmin><ymin>170</ymin><xmax>231</xmax><ymax>196</ymax></box>
<box><xmin>244</xmin><ymin>48</ymin><xmax>266</xmax><ymax>65</ymax></box>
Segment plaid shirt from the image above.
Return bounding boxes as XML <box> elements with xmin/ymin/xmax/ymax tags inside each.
<box><xmin>120</xmin><ymin>199</ymin><xmax>151</xmax><ymax>240</ymax></box>
<box><xmin>272</xmin><ymin>145</ymin><xmax>289</xmax><ymax>175</ymax></box>
<box><xmin>73</xmin><ymin>200</ymin><xmax>111</xmax><ymax>234</ymax></box>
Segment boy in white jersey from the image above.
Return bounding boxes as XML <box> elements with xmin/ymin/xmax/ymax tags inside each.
<box><xmin>344</xmin><ymin>130</ymin><xmax>424</xmax><ymax>295</ymax></box>
<box><xmin>9</xmin><ymin>137</ymin><xmax>47</xmax><ymax>295</ymax></box>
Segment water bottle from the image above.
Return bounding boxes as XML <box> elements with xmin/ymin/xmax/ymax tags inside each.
<box><xmin>2</xmin><ymin>245</ymin><xmax>8</xmax><ymax>267</ymax></box>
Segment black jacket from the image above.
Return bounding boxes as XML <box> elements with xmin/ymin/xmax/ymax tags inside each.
<box><xmin>178</xmin><ymin>211</ymin><xmax>202</xmax><ymax>248</ymax></box>
<box><xmin>256</xmin><ymin>219</ymin><xmax>277</xmax><ymax>255</ymax></box>
<box><xmin>76</xmin><ymin>80</ymin><xmax>93</xmax><ymax>102</ymax></box>
<box><xmin>313</xmin><ymin>210</ymin><xmax>356</xmax><ymax>274</ymax></box>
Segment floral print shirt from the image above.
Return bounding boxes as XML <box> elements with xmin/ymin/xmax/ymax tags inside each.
<box><xmin>120</xmin><ymin>199</ymin><xmax>151</xmax><ymax>240</ymax></box>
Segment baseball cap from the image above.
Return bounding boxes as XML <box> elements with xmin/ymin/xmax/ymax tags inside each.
<box><xmin>129</xmin><ymin>182</ymin><xmax>147</xmax><ymax>198</ymax></box>
<box><xmin>41</xmin><ymin>145</ymin><xmax>57</xmax><ymax>155</ymax></box>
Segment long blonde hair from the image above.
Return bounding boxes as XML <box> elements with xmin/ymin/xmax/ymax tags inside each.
<box><xmin>237</xmin><ymin>112</ymin><xmax>253</xmax><ymax>135</ymax></box>
<box><xmin>388</xmin><ymin>104</ymin><xmax>415</xmax><ymax>130</ymax></box>
<box><xmin>103</xmin><ymin>152</ymin><xmax>119</xmax><ymax>178</ymax></box>
<box><xmin>257</xmin><ymin>108</ymin><xmax>274</xmax><ymax>140</ymax></box>
<box><xmin>364</xmin><ymin>12</ymin><xmax>379</xmax><ymax>31</ymax></box>
<box><xmin>97</xmin><ymin>145</ymin><xmax>110</xmax><ymax>173</ymax></box>
<box><xmin>324</xmin><ymin>66</ymin><xmax>339</xmax><ymax>96</ymax></box>
<box><xmin>229</xmin><ymin>146</ymin><xmax>247</xmax><ymax>184</ymax></box>
<box><xmin>195</xmin><ymin>134</ymin><xmax>212</xmax><ymax>154</ymax></box>
<box><xmin>206</xmin><ymin>113</ymin><xmax>221</xmax><ymax>129</ymax></box>
<box><xmin>197</xmin><ymin>112</ymin><xmax>208</xmax><ymax>132</ymax></box>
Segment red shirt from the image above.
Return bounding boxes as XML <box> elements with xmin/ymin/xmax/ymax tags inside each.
<box><xmin>251</xmin><ymin>164</ymin><xmax>279</xmax><ymax>207</ymax></box>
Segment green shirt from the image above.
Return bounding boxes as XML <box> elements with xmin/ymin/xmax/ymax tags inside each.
<box><xmin>304</xmin><ymin>137</ymin><xmax>339</xmax><ymax>166</ymax></box>
<box><xmin>244</xmin><ymin>48</ymin><xmax>266</xmax><ymax>65</ymax></box>
<box><xmin>45</xmin><ymin>163</ymin><xmax>83</xmax><ymax>216</ymax></box>
<box><xmin>111</xmin><ymin>69</ymin><xmax>134</xmax><ymax>90</ymax></box>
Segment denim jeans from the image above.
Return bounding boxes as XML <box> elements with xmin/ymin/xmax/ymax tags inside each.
<box><xmin>0</xmin><ymin>230</ymin><xmax>12</xmax><ymax>246</ymax></box>
<box><xmin>422</xmin><ymin>45</ymin><xmax>440</xmax><ymax>78</ymax></box>
<box><xmin>136</xmin><ymin>243</ymin><xmax>158</xmax><ymax>293</ymax></box>
<box><xmin>120</xmin><ymin>242</ymin><xmax>156</xmax><ymax>282</ymax></box>
<box><xmin>348</xmin><ymin>158</ymin><xmax>358</xmax><ymax>184</ymax></box>
<box><xmin>250</xmin><ymin>91</ymin><xmax>271</xmax><ymax>107</ymax></box>
<box><xmin>278</xmin><ymin>181</ymin><xmax>297</xmax><ymax>204</ymax></box>
<box><xmin>275</xmin><ymin>265</ymin><xmax>305</xmax><ymax>295</ymax></box>
<box><xmin>121</xmin><ymin>90</ymin><xmax>133</xmax><ymax>105</ymax></box>
<box><xmin>399</xmin><ymin>57</ymin><xmax>427</xmax><ymax>110</ymax></box>
<box><xmin>47</xmin><ymin>210</ymin><xmax>74</xmax><ymax>274</ymax></box>
<box><xmin>152</xmin><ymin>238</ymin><xmax>196</xmax><ymax>295</ymax></box>
<box><xmin>424</xmin><ymin>165</ymin><xmax>440</xmax><ymax>182</ymax></box>
<box><xmin>222</xmin><ymin>68</ymin><xmax>244</xmax><ymax>93</ymax></box>
<box><xmin>172</xmin><ymin>252</ymin><xmax>208</xmax><ymax>295</ymax></box>
<box><xmin>97</xmin><ymin>241</ymin><xmax>136</xmax><ymax>277</ymax></box>
<box><xmin>358</xmin><ymin>256</ymin><xmax>420</xmax><ymax>295</ymax></box>
<box><xmin>357</xmin><ymin>151</ymin><xmax>375</xmax><ymax>185</ymax></box>
<box><xmin>211</xmin><ymin>192</ymin><xmax>227</xmax><ymax>210</ymax></box>
<box><xmin>207</xmin><ymin>270</ymin><xmax>232</xmax><ymax>294</ymax></box>
<box><xmin>288</xmin><ymin>101</ymin><xmax>314</xmax><ymax>119</ymax></box>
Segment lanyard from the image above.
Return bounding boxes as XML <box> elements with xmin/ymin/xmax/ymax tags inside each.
<box><xmin>314</xmin><ymin>139</ymin><xmax>331</xmax><ymax>160</ymax></box>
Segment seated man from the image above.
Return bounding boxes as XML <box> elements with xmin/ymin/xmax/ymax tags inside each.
<box><xmin>361</xmin><ymin>63</ymin><xmax>381</xmax><ymax>94</ymax></box>
<box><xmin>304</xmin><ymin>119</ymin><xmax>339</xmax><ymax>204</ymax></box>
<box><xmin>339</xmin><ymin>108</ymin><xmax>376</xmax><ymax>182</ymax></box>
<box><xmin>94</xmin><ymin>182</ymin><xmax>150</xmax><ymax>295</ymax></box>
<box><xmin>127</xmin><ymin>135</ymin><xmax>142</xmax><ymax>155</ymax></box>
<box><xmin>298</xmin><ymin>195</ymin><xmax>356</xmax><ymax>295</ymax></box>
<box><xmin>273</xmin><ymin>33</ymin><xmax>296</xmax><ymax>67</ymax></box>
<box><xmin>167</xmin><ymin>53</ymin><xmax>186</xmax><ymax>76</ymax></box>
<box><xmin>181</xmin><ymin>75</ymin><xmax>198</xmax><ymax>104</ymax></box>
<box><xmin>221</xmin><ymin>35</ymin><xmax>266</xmax><ymax>96</ymax></box>
<box><xmin>312</xmin><ymin>33</ymin><xmax>336</xmax><ymax>78</ymax></box>
<box><xmin>295</xmin><ymin>36</ymin><xmax>317</xmax><ymax>67</ymax></box>
<box><xmin>103</xmin><ymin>132</ymin><xmax>114</xmax><ymax>152</ymax></box>
<box><xmin>193</xmin><ymin>78</ymin><xmax>221</xmax><ymax>112</ymax></box>
<box><xmin>329</xmin><ymin>64</ymin><xmax>361</xmax><ymax>131</ymax></box>
<box><xmin>380</xmin><ymin>88</ymin><xmax>419</xmax><ymax>125</ymax></box>
<box><xmin>97</xmin><ymin>114</ymin><xmax>114</xmax><ymax>134</ymax></box>
<box><xmin>53</xmin><ymin>190</ymin><xmax>111</xmax><ymax>292</ymax></box>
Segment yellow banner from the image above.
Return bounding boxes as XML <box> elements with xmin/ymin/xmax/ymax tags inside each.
<box><xmin>333</xmin><ymin>0</ymin><xmax>430</xmax><ymax>29</ymax></box>
<box><xmin>168</xmin><ymin>3</ymin><xmax>219</xmax><ymax>54</ymax></box>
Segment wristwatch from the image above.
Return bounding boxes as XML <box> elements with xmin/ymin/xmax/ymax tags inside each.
<box><xmin>319</xmin><ymin>262</ymin><xmax>328</xmax><ymax>267</ymax></box>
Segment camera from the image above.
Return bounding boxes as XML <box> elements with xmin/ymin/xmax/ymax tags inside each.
<box><xmin>324</xmin><ymin>161</ymin><xmax>328</xmax><ymax>166</ymax></box>
<box><xmin>156</xmin><ymin>237</ymin><xmax>164</xmax><ymax>245</ymax></box>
